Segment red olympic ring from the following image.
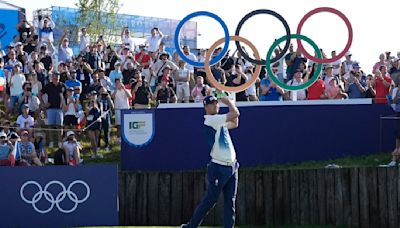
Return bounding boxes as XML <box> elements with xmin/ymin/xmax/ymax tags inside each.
<box><xmin>296</xmin><ymin>7</ymin><xmax>353</xmax><ymax>64</ymax></box>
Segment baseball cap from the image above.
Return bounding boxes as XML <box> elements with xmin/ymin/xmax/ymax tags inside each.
<box><xmin>66</xmin><ymin>131</ymin><xmax>75</xmax><ymax>137</ymax></box>
<box><xmin>21</xmin><ymin>130</ymin><xmax>29</xmax><ymax>136</ymax></box>
<box><xmin>352</xmin><ymin>62</ymin><xmax>361</xmax><ymax>68</ymax></box>
<box><xmin>90</xmin><ymin>90</ymin><xmax>98</xmax><ymax>95</ymax></box>
<box><xmin>9</xmin><ymin>132</ymin><xmax>19</xmax><ymax>139</ymax></box>
<box><xmin>325</xmin><ymin>63</ymin><xmax>333</xmax><ymax>69</ymax></box>
<box><xmin>15</xmin><ymin>42</ymin><xmax>22</xmax><ymax>46</ymax></box>
<box><xmin>345</xmin><ymin>51</ymin><xmax>352</xmax><ymax>56</ymax></box>
<box><xmin>21</xmin><ymin>104</ymin><xmax>29</xmax><ymax>109</ymax></box>
<box><xmin>393</xmin><ymin>57</ymin><xmax>400</xmax><ymax>62</ymax></box>
<box><xmin>0</xmin><ymin>132</ymin><xmax>7</xmax><ymax>138</ymax></box>
<box><xmin>203</xmin><ymin>95</ymin><xmax>218</xmax><ymax>106</ymax></box>
<box><xmin>67</xmin><ymin>87</ymin><xmax>74</xmax><ymax>91</ymax></box>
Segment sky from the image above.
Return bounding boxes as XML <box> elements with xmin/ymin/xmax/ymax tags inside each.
<box><xmin>7</xmin><ymin>0</ymin><xmax>400</xmax><ymax>74</ymax></box>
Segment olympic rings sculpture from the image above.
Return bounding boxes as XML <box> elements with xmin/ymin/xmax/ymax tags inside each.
<box><xmin>174</xmin><ymin>7</ymin><xmax>353</xmax><ymax>92</ymax></box>
<box><xmin>20</xmin><ymin>180</ymin><xmax>90</xmax><ymax>214</ymax></box>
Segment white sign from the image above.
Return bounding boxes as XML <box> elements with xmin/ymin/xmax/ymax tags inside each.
<box><xmin>122</xmin><ymin>111</ymin><xmax>155</xmax><ymax>147</ymax></box>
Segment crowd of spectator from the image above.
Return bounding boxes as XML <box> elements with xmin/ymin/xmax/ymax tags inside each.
<box><xmin>0</xmin><ymin>14</ymin><xmax>397</xmax><ymax>167</ymax></box>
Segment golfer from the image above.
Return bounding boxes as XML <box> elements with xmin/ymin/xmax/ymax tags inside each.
<box><xmin>182</xmin><ymin>95</ymin><xmax>240</xmax><ymax>228</ymax></box>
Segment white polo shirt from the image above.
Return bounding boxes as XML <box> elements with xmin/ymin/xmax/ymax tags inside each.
<box><xmin>145</xmin><ymin>35</ymin><xmax>162</xmax><ymax>52</ymax></box>
<box><xmin>204</xmin><ymin>114</ymin><xmax>236</xmax><ymax>163</ymax></box>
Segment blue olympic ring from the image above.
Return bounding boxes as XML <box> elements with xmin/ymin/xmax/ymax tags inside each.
<box><xmin>174</xmin><ymin>11</ymin><xmax>230</xmax><ymax>67</ymax></box>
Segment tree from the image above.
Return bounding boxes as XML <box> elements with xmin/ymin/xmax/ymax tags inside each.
<box><xmin>75</xmin><ymin>0</ymin><xmax>120</xmax><ymax>43</ymax></box>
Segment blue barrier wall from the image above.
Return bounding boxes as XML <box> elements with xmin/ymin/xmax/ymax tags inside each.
<box><xmin>0</xmin><ymin>9</ymin><xmax>18</xmax><ymax>48</ymax></box>
<box><xmin>0</xmin><ymin>165</ymin><xmax>118</xmax><ymax>227</ymax></box>
<box><xmin>121</xmin><ymin>103</ymin><xmax>395</xmax><ymax>171</ymax></box>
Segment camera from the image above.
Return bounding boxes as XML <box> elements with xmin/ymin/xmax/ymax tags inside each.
<box><xmin>26</xmin><ymin>87</ymin><xmax>32</xmax><ymax>92</ymax></box>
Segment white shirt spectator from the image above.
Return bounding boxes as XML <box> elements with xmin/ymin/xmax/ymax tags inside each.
<box><xmin>332</xmin><ymin>59</ymin><xmax>342</xmax><ymax>76</ymax></box>
<box><xmin>145</xmin><ymin>35</ymin><xmax>163</xmax><ymax>52</ymax></box>
<box><xmin>9</xmin><ymin>73</ymin><xmax>26</xmax><ymax>96</ymax></box>
<box><xmin>58</xmin><ymin>46</ymin><xmax>73</xmax><ymax>63</ymax></box>
<box><xmin>16</xmin><ymin>114</ymin><xmax>34</xmax><ymax>129</ymax></box>
<box><xmin>114</xmin><ymin>89</ymin><xmax>131</xmax><ymax>109</ymax></box>
<box><xmin>246</xmin><ymin>73</ymin><xmax>257</xmax><ymax>96</ymax></box>
<box><xmin>79</xmin><ymin>34</ymin><xmax>90</xmax><ymax>52</ymax></box>
<box><xmin>122</xmin><ymin>35</ymin><xmax>135</xmax><ymax>51</ymax></box>
<box><xmin>184</xmin><ymin>53</ymin><xmax>197</xmax><ymax>73</ymax></box>
<box><xmin>286</xmin><ymin>79</ymin><xmax>306</xmax><ymax>100</ymax></box>
<box><xmin>204</xmin><ymin>114</ymin><xmax>236</xmax><ymax>163</ymax></box>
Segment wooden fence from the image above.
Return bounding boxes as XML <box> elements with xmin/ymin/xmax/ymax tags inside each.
<box><xmin>119</xmin><ymin>167</ymin><xmax>400</xmax><ymax>227</ymax></box>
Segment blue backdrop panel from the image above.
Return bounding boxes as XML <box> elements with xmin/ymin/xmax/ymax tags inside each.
<box><xmin>0</xmin><ymin>165</ymin><xmax>118</xmax><ymax>227</ymax></box>
<box><xmin>0</xmin><ymin>9</ymin><xmax>19</xmax><ymax>48</ymax></box>
<box><xmin>121</xmin><ymin>104</ymin><xmax>395</xmax><ymax>171</ymax></box>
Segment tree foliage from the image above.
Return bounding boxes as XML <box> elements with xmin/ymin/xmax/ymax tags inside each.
<box><xmin>75</xmin><ymin>0</ymin><xmax>120</xmax><ymax>43</ymax></box>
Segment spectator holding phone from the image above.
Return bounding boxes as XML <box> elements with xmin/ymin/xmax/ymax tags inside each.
<box><xmin>112</xmin><ymin>79</ymin><xmax>132</xmax><ymax>143</ymax></box>
<box><xmin>98</xmin><ymin>87</ymin><xmax>114</xmax><ymax>151</ymax></box>
<box><xmin>62</xmin><ymin>131</ymin><xmax>82</xmax><ymax>165</ymax></box>
<box><xmin>373</xmin><ymin>65</ymin><xmax>394</xmax><ymax>104</ymax></box>
<box><xmin>18</xmin><ymin>130</ymin><xmax>41</xmax><ymax>166</ymax></box>
<box><xmin>145</xmin><ymin>27</ymin><xmax>164</xmax><ymax>53</ymax></box>
<box><xmin>191</xmin><ymin>76</ymin><xmax>210</xmax><ymax>103</ymax></box>
<box><xmin>86</xmin><ymin>91</ymin><xmax>102</xmax><ymax>158</ymax></box>
<box><xmin>121</xmin><ymin>27</ymin><xmax>135</xmax><ymax>51</ymax></box>
<box><xmin>39</xmin><ymin>16</ymin><xmax>55</xmax><ymax>54</ymax></box>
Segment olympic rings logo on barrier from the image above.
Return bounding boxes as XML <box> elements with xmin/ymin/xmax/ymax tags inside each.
<box><xmin>20</xmin><ymin>180</ymin><xmax>90</xmax><ymax>214</ymax></box>
<box><xmin>174</xmin><ymin>7</ymin><xmax>353</xmax><ymax>92</ymax></box>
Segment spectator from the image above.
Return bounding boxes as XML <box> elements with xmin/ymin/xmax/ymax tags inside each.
<box><xmin>58</xmin><ymin>31</ymin><xmax>74</xmax><ymax>63</ymax></box>
<box><xmin>174</xmin><ymin>60</ymin><xmax>190</xmax><ymax>103</ymax></box>
<box><xmin>0</xmin><ymin>132</ymin><xmax>14</xmax><ymax>166</ymax></box>
<box><xmin>271</xmin><ymin>47</ymin><xmax>286</xmax><ymax>82</ymax></box>
<box><xmin>230</xmin><ymin>64</ymin><xmax>248</xmax><ymax>102</ymax></box>
<box><xmin>209</xmin><ymin>61</ymin><xmax>227</xmax><ymax>87</ymax></box>
<box><xmin>157</xmin><ymin>66</ymin><xmax>175</xmax><ymax>89</ymax></box>
<box><xmin>98</xmin><ymin>87</ymin><xmax>114</xmax><ymax>151</ymax></box>
<box><xmin>374</xmin><ymin>65</ymin><xmax>394</xmax><ymax>104</ymax></box>
<box><xmin>112</xmin><ymin>79</ymin><xmax>132</xmax><ymax>143</ymax></box>
<box><xmin>345</xmin><ymin>70</ymin><xmax>368</xmax><ymax>98</ymax></box>
<box><xmin>86</xmin><ymin>91</ymin><xmax>102</xmax><ymax>158</ymax></box>
<box><xmin>373</xmin><ymin>53</ymin><xmax>388</xmax><ymax>75</ymax></box>
<box><xmin>152</xmin><ymin>42</ymin><xmax>166</xmax><ymax>62</ymax></box>
<box><xmin>16</xmin><ymin>104</ymin><xmax>34</xmax><ymax>133</ymax></box>
<box><xmin>75</xmin><ymin>54</ymin><xmax>93</xmax><ymax>98</ymax></box>
<box><xmin>39</xmin><ymin>44</ymin><xmax>52</xmax><ymax>72</ymax></box>
<box><xmin>18</xmin><ymin>130</ymin><xmax>41</xmax><ymax>166</ymax></box>
<box><xmin>65</xmin><ymin>70</ymin><xmax>82</xmax><ymax>95</ymax></box>
<box><xmin>16</xmin><ymin>19</ymin><xmax>33</xmax><ymax>41</ymax></box>
<box><xmin>122</xmin><ymin>61</ymin><xmax>136</xmax><ymax>86</ymax></box>
<box><xmin>39</xmin><ymin>16</ymin><xmax>55</xmax><ymax>54</ymax></box>
<box><xmin>28</xmin><ymin>71</ymin><xmax>42</xmax><ymax>96</ymax></box>
<box><xmin>62</xmin><ymin>131</ymin><xmax>82</xmax><ymax>165</ymax></box>
<box><xmin>98</xmin><ymin>69</ymin><xmax>112</xmax><ymax>91</ymax></box>
<box><xmin>259</xmin><ymin>77</ymin><xmax>284</xmax><ymax>101</ymax></box>
<box><xmin>307</xmin><ymin>63</ymin><xmax>326</xmax><ymax>100</ymax></box>
<box><xmin>24</xmin><ymin>35</ymin><xmax>39</xmax><ymax>55</ymax></box>
<box><xmin>135</xmin><ymin>45</ymin><xmax>153</xmax><ymax>84</ymax></box>
<box><xmin>330</xmin><ymin>50</ymin><xmax>342</xmax><ymax>77</ymax></box>
<box><xmin>20</xmin><ymin>32</ymin><xmax>29</xmax><ymax>45</ymax></box>
<box><xmin>88</xmin><ymin>71</ymin><xmax>102</xmax><ymax>95</ymax></box>
<box><xmin>389</xmin><ymin>57</ymin><xmax>400</xmax><ymax>86</ymax></box>
<box><xmin>15</xmin><ymin>42</ymin><xmax>28</xmax><ymax>72</ymax></box>
<box><xmin>152</xmin><ymin>53</ymin><xmax>178</xmax><ymax>80</ymax></box>
<box><xmin>285</xmin><ymin>69</ymin><xmax>307</xmax><ymax>101</ymax></box>
<box><xmin>172</xmin><ymin>51</ymin><xmax>180</xmax><ymax>65</ymax></box>
<box><xmin>86</xmin><ymin>44</ymin><xmax>103</xmax><ymax>71</ymax></box>
<box><xmin>63</xmin><ymin>87</ymin><xmax>79</xmax><ymax>129</ymax></box>
<box><xmin>8</xmin><ymin>63</ymin><xmax>26</xmax><ymax>114</ymax></box>
<box><xmin>340</xmin><ymin>51</ymin><xmax>355</xmax><ymax>80</ymax></box>
<box><xmin>0</xmin><ymin>120</ymin><xmax>15</xmax><ymax>138</ymax></box>
<box><xmin>121</xmin><ymin>27</ymin><xmax>135</xmax><ymax>51</ymax></box>
<box><xmin>79</xmin><ymin>27</ymin><xmax>90</xmax><ymax>53</ymax></box>
<box><xmin>145</xmin><ymin>27</ymin><xmax>164</xmax><ymax>53</ymax></box>
<box><xmin>17</xmin><ymin>82</ymin><xmax>40</xmax><ymax>116</ymax></box>
<box><xmin>365</xmin><ymin>74</ymin><xmax>376</xmax><ymax>99</ymax></box>
<box><xmin>131</xmin><ymin>72</ymin><xmax>152</xmax><ymax>109</ymax></box>
<box><xmin>58</xmin><ymin>62</ymin><xmax>70</xmax><ymax>83</ymax></box>
<box><xmin>109</xmin><ymin>62</ymin><xmax>123</xmax><ymax>91</ymax></box>
<box><xmin>104</xmin><ymin>46</ymin><xmax>120</xmax><ymax>76</ymax></box>
<box><xmin>154</xmin><ymin>76</ymin><xmax>177</xmax><ymax>103</ymax></box>
<box><xmin>39</xmin><ymin>72</ymin><xmax>66</xmax><ymax>148</ymax></box>
<box><xmin>192</xmin><ymin>76</ymin><xmax>210</xmax><ymax>103</ymax></box>
<box><xmin>326</xmin><ymin>77</ymin><xmax>348</xmax><ymax>99</ymax></box>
